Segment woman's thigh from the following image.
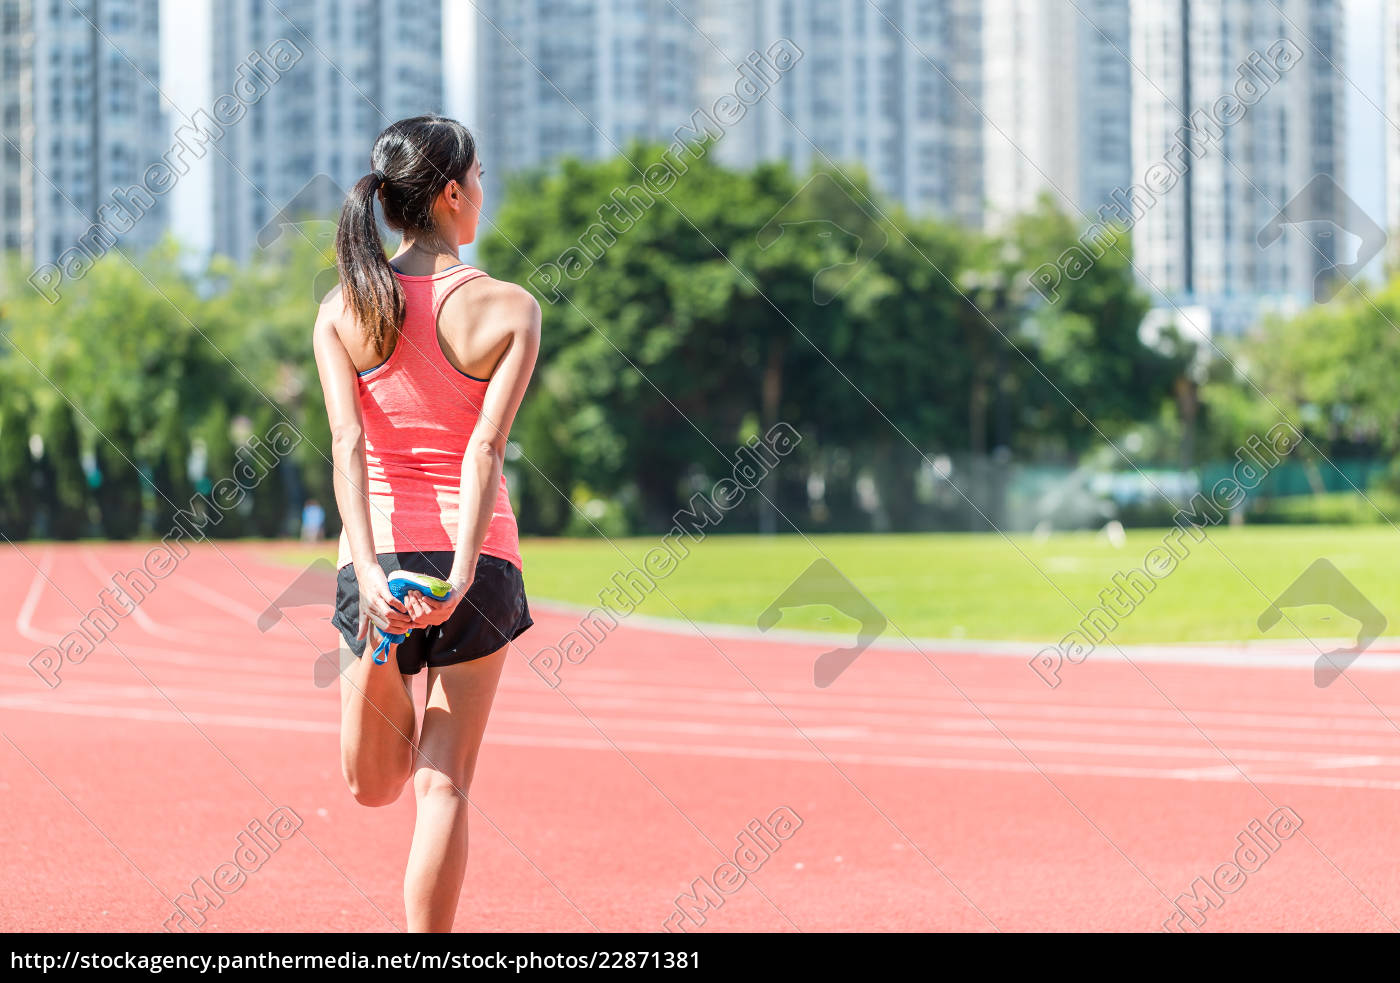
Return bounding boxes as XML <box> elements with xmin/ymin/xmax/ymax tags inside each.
<box><xmin>414</xmin><ymin>646</ymin><xmax>508</xmax><ymax>788</ymax></box>
<box><xmin>338</xmin><ymin>637</ymin><xmax>419</xmax><ymax>754</ymax></box>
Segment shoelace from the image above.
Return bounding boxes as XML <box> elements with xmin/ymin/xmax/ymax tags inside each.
<box><xmin>370</xmin><ymin>628</ymin><xmax>410</xmax><ymax>665</ymax></box>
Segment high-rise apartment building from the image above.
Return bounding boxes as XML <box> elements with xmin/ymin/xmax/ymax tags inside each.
<box><xmin>211</xmin><ymin>0</ymin><xmax>444</xmax><ymax>261</ymax></box>
<box><xmin>1130</xmin><ymin>0</ymin><xmax>1346</xmax><ymax>334</ymax></box>
<box><xmin>1384</xmin><ymin>0</ymin><xmax>1400</xmax><ymax>244</ymax></box>
<box><xmin>692</xmin><ymin>0</ymin><xmax>984</xmax><ymax>224</ymax></box>
<box><xmin>477</xmin><ymin>0</ymin><xmax>983</xmax><ymax>225</ymax></box>
<box><xmin>1</xmin><ymin>0</ymin><xmax>166</xmax><ymax>265</ymax></box>
<box><xmin>981</xmin><ymin>0</ymin><xmax>1133</xmax><ymax>226</ymax></box>
<box><xmin>473</xmin><ymin>0</ymin><xmax>700</xmax><ymax>210</ymax></box>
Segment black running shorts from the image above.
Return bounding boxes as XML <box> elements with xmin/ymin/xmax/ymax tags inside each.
<box><xmin>331</xmin><ymin>551</ymin><xmax>533</xmax><ymax>674</ymax></box>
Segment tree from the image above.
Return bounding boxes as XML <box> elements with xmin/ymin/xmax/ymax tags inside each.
<box><xmin>38</xmin><ymin>400</ymin><xmax>90</xmax><ymax>540</ymax></box>
<box><xmin>1004</xmin><ymin>199</ymin><xmax>1176</xmax><ymax>458</ymax></box>
<box><xmin>94</xmin><ymin>396</ymin><xmax>143</xmax><ymax>539</ymax></box>
<box><xmin>483</xmin><ymin>145</ymin><xmax>967</xmax><ymax>531</ymax></box>
<box><xmin>0</xmin><ymin>379</ymin><xmax>36</xmax><ymax>538</ymax></box>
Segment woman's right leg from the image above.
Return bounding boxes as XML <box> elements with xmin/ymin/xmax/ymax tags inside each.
<box><xmin>339</xmin><ymin>638</ymin><xmax>417</xmax><ymax>807</ymax></box>
<box><xmin>403</xmin><ymin>647</ymin><xmax>508</xmax><ymax>931</ymax></box>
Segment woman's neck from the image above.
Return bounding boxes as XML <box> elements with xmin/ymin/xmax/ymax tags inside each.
<box><xmin>390</xmin><ymin>238</ymin><xmax>461</xmax><ymax>276</ymax></box>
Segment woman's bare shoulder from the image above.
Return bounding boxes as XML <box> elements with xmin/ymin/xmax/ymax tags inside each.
<box><xmin>444</xmin><ymin>274</ymin><xmax>541</xmax><ymax>337</ymax></box>
<box><xmin>314</xmin><ymin>282</ymin><xmax>348</xmax><ymax>327</ymax></box>
<box><xmin>313</xmin><ymin>284</ymin><xmax>368</xmax><ymax>358</ymax></box>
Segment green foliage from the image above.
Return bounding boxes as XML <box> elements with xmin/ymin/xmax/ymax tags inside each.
<box><xmin>484</xmin><ymin>153</ymin><xmax>1178</xmax><ymax>532</ymax></box>
<box><xmin>1002</xmin><ymin>200</ymin><xmax>1175</xmax><ymax>456</ymax></box>
<box><xmin>93</xmin><ymin>396</ymin><xmax>143</xmax><ymax>540</ymax></box>
<box><xmin>0</xmin><ymin>154</ymin><xmax>1192</xmax><ymax>540</ymax></box>
<box><xmin>1192</xmin><ymin>277</ymin><xmax>1400</xmax><ymax>478</ymax></box>
<box><xmin>37</xmin><ymin>399</ymin><xmax>90</xmax><ymax>539</ymax></box>
<box><xmin>1247</xmin><ymin>490</ymin><xmax>1400</xmax><ymax>525</ymax></box>
<box><xmin>0</xmin><ymin>235</ymin><xmax>334</xmax><ymax>540</ymax></box>
<box><xmin>0</xmin><ymin>375</ymin><xmax>37</xmax><ymax>538</ymax></box>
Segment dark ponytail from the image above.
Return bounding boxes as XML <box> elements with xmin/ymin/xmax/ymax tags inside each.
<box><xmin>335</xmin><ymin>115</ymin><xmax>477</xmax><ymax>356</ymax></box>
<box><xmin>335</xmin><ymin>171</ymin><xmax>403</xmax><ymax>357</ymax></box>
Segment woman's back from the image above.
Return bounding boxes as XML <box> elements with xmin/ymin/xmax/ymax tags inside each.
<box><xmin>330</xmin><ymin>264</ymin><xmax>522</xmax><ymax>570</ymax></box>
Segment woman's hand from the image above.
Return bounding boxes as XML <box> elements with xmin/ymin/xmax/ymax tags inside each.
<box><xmin>355</xmin><ymin>563</ymin><xmax>413</xmax><ymax>641</ymax></box>
<box><xmin>410</xmin><ymin>566</ymin><xmax>475</xmax><ymax>630</ymax></box>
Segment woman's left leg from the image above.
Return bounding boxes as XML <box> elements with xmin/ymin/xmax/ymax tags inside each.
<box><xmin>403</xmin><ymin>645</ymin><xmax>508</xmax><ymax>932</ymax></box>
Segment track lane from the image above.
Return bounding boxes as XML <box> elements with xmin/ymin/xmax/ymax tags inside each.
<box><xmin>3</xmin><ymin>542</ymin><xmax>1399</xmax><ymax>932</ymax></box>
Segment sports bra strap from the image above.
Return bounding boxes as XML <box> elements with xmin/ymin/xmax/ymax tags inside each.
<box><xmin>432</xmin><ymin>265</ymin><xmax>489</xmax><ymax>321</ymax></box>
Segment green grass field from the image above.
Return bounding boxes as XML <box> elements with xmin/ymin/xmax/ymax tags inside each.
<box><xmin>274</xmin><ymin>526</ymin><xmax>1400</xmax><ymax>645</ymax></box>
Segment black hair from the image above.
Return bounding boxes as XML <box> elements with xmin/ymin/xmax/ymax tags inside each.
<box><xmin>334</xmin><ymin>115</ymin><xmax>477</xmax><ymax>355</ymax></box>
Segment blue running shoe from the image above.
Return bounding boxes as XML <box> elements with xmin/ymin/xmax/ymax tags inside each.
<box><xmin>369</xmin><ymin>570</ymin><xmax>457</xmax><ymax>665</ymax></box>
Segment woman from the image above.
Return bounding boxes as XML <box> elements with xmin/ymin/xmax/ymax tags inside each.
<box><xmin>312</xmin><ymin>115</ymin><xmax>540</xmax><ymax>932</ymax></box>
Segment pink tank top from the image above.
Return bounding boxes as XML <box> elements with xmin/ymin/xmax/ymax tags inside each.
<box><xmin>335</xmin><ymin>264</ymin><xmax>523</xmax><ymax>571</ymax></box>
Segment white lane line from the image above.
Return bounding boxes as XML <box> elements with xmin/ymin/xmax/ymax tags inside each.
<box><xmin>0</xmin><ymin>680</ymin><xmax>332</xmax><ymax>712</ymax></box>
<box><xmin>5</xmin><ymin>637</ymin><xmax>1400</xmax><ymax>735</ymax></box>
<box><xmin>456</xmin><ymin>709</ymin><xmax>1399</xmax><ymax>765</ymax></box>
<box><xmin>4</xmin><ymin>555</ymin><xmax>273</xmax><ymax>665</ymax></box>
<box><xmin>526</xmin><ymin>690</ymin><xmax>1400</xmax><ymax>738</ymax></box>
<box><xmin>6</xmin><ymin>680</ymin><xmax>1400</xmax><ymax>762</ymax></box>
<box><xmin>1165</xmin><ymin>764</ymin><xmax>1260</xmax><ymax>781</ymax></box>
<box><xmin>0</xmin><ymin>658</ymin><xmax>1378</xmax><ymax>728</ymax></box>
<box><xmin>77</xmin><ymin>548</ymin><xmax>187</xmax><ymax>642</ymax></box>
<box><xmin>170</xmin><ymin>576</ymin><xmax>275</xmax><ymax>624</ymax></box>
<box><xmin>500</xmin><ymin>717</ymin><xmax>1400</xmax><ymax>765</ymax></box>
<box><xmin>542</xmin><ymin>678</ymin><xmax>1400</xmax><ymax>732</ymax></box>
<box><xmin>1167</xmin><ymin>756</ymin><xmax>1385</xmax><ymax>780</ymax></box>
<box><xmin>6</xmin><ymin>661</ymin><xmax>1400</xmax><ymax>751</ymax></box>
<box><xmin>0</xmin><ymin>662</ymin><xmax>313</xmax><ymax>694</ymax></box>
<box><xmin>532</xmin><ymin>601</ymin><xmax>1400</xmax><ymax>669</ymax></box>
<box><xmin>15</xmin><ymin>550</ymin><xmax>62</xmax><ymax>646</ymax></box>
<box><xmin>10</xmin><ymin>651</ymin><xmax>1393</xmax><ymax>736</ymax></box>
<box><xmin>4</xmin><ymin>694</ymin><xmax>1400</xmax><ymax>790</ymax></box>
<box><xmin>3</xmin><ymin>693</ymin><xmax>1397</xmax><ymax>771</ymax></box>
<box><xmin>577</xmin><ymin>667</ymin><xmax>1400</xmax><ymax>718</ymax></box>
<box><xmin>0</xmin><ymin>695</ymin><xmax>337</xmax><ymax>732</ymax></box>
<box><xmin>7</xmin><ymin>674</ymin><xmax>1400</xmax><ymax>772</ymax></box>
<box><xmin>0</xmin><ymin>628</ymin><xmax>310</xmax><ymax>672</ymax></box>
<box><xmin>1294</xmin><ymin>754</ymin><xmax>1388</xmax><ymax>771</ymax></box>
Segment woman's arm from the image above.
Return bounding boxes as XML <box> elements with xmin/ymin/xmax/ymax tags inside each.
<box><xmin>312</xmin><ymin>299</ymin><xmax>413</xmax><ymax>638</ymax></box>
<box><xmin>449</xmin><ymin>285</ymin><xmax>541</xmax><ymax>590</ymax></box>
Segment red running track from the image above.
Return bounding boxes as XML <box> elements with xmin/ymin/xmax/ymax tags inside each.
<box><xmin>2</xmin><ymin>542</ymin><xmax>1400</xmax><ymax>933</ymax></box>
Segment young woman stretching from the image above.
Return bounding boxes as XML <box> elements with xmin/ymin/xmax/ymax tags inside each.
<box><xmin>312</xmin><ymin>115</ymin><xmax>540</xmax><ymax>932</ymax></box>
